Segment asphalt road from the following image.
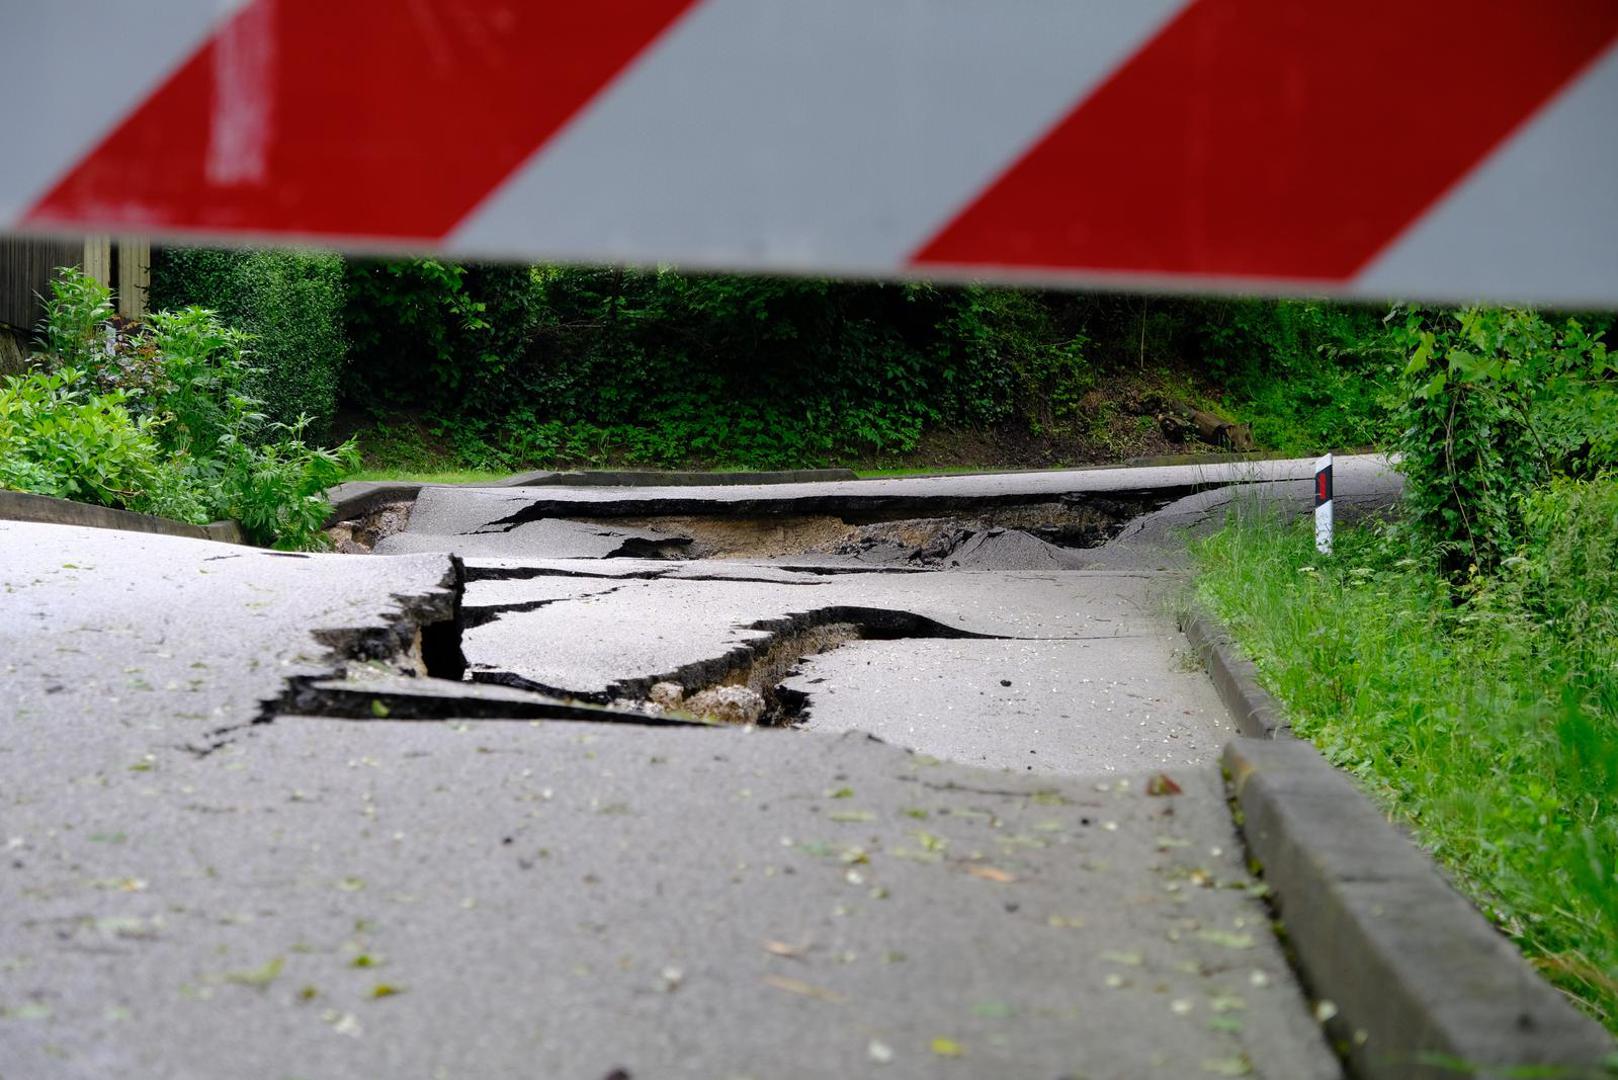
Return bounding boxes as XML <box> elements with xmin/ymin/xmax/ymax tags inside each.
<box><xmin>1</xmin><ymin>460</ymin><xmax>1402</xmax><ymax>1078</ymax></box>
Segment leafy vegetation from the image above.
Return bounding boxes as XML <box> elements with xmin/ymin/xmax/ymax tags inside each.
<box><xmin>1</xmin><ymin>268</ymin><xmax>355</xmax><ymax>548</ymax></box>
<box><xmin>1195</xmin><ymin>506</ymin><xmax>1618</xmax><ymax>1031</ymax></box>
<box><xmin>344</xmin><ymin>269</ymin><xmax>1098</xmax><ymax>471</ymax></box>
<box><xmin>1194</xmin><ymin>298</ymin><xmax>1399</xmax><ymax>453</ymax></box>
<box><xmin>151</xmin><ymin>246</ymin><xmax>348</xmax><ymax>441</ymax></box>
<box><xmin>1195</xmin><ymin>309</ymin><xmax>1618</xmax><ymax>1031</ymax></box>
<box><xmin>141</xmin><ymin>248</ymin><xmax>1418</xmax><ymax>474</ymax></box>
<box><xmin>338</xmin><ymin>264</ymin><xmax>1392</xmax><ymax>474</ymax></box>
<box><xmin>1394</xmin><ymin>306</ymin><xmax>1615</xmax><ymax>574</ymax></box>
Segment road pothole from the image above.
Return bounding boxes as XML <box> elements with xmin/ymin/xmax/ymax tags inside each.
<box><xmin>578</xmin><ymin>499</ymin><xmax>1146</xmax><ymax>565</ymax></box>
<box><xmin>300</xmin><ymin>495</ymin><xmax>1170</xmax><ymax>733</ymax></box>
<box><xmin>327</xmin><ymin>492</ymin><xmax>1174</xmax><ymax>568</ymax></box>
<box><xmin>464</xmin><ymin>604</ymin><xmax>1019</xmax><ymax>727</ymax></box>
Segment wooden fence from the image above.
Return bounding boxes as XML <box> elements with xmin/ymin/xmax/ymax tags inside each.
<box><xmin>0</xmin><ymin>236</ymin><xmax>81</xmax><ymax>332</ymax></box>
<box><xmin>0</xmin><ymin>235</ymin><xmax>149</xmax><ymax>333</ymax></box>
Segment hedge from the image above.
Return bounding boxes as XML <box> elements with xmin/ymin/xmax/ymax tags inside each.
<box><xmin>150</xmin><ymin>247</ymin><xmax>347</xmax><ymax>442</ymax></box>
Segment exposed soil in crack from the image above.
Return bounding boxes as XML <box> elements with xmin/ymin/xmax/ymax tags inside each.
<box><xmin>327</xmin><ymin>499</ymin><xmax>413</xmax><ymax>553</ymax></box>
<box><xmin>281</xmin><ymin>675</ymin><xmax>706</xmax><ymax>726</ymax></box>
<box><xmin>578</xmin><ymin>499</ymin><xmax>1148</xmax><ymax>563</ymax></box>
<box><xmin>472</xmin><ymin>605</ymin><xmax>1017</xmax><ymax>728</ymax></box>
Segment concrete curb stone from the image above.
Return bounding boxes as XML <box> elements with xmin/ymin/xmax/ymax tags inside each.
<box><xmin>1181</xmin><ymin>607</ymin><xmax>1290</xmax><ymax>738</ymax></box>
<box><xmin>1189</xmin><ymin>606</ymin><xmax>1615</xmax><ymax>1078</ymax></box>
<box><xmin>0</xmin><ymin>489</ymin><xmax>242</xmax><ymax>544</ymax></box>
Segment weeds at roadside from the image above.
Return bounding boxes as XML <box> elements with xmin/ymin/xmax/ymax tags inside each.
<box><xmin>1193</xmin><ymin>505</ymin><xmax>1618</xmax><ymax>1032</ymax></box>
<box><xmin>0</xmin><ymin>268</ymin><xmax>355</xmax><ymax>549</ymax></box>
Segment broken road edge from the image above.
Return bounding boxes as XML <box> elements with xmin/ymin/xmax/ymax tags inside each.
<box><xmin>1182</xmin><ymin>605</ymin><xmax>1616</xmax><ymax>1079</ymax></box>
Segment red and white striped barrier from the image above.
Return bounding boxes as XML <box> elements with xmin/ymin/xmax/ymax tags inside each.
<box><xmin>4</xmin><ymin>1</ymin><xmax>1616</xmax><ymax>303</ymax></box>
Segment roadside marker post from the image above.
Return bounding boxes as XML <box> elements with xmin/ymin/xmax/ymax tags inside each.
<box><xmin>1314</xmin><ymin>454</ymin><xmax>1334</xmax><ymax>555</ymax></box>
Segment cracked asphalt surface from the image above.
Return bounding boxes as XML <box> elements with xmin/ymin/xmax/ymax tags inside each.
<box><xmin>1</xmin><ymin>459</ymin><xmax>1400</xmax><ymax>1079</ymax></box>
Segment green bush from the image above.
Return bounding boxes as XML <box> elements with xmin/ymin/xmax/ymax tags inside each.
<box><xmin>1196</xmin><ymin>298</ymin><xmax>1399</xmax><ymax>453</ymax></box>
<box><xmin>1394</xmin><ymin>307</ymin><xmax>1615</xmax><ymax>573</ymax></box>
<box><xmin>349</xmin><ymin>268</ymin><xmax>1098</xmax><ymax>471</ymax></box>
<box><xmin>151</xmin><ymin>247</ymin><xmax>347</xmax><ymax>441</ymax></box>
<box><xmin>4</xmin><ymin>268</ymin><xmax>356</xmax><ymax>549</ymax></box>
<box><xmin>342</xmin><ymin>260</ymin><xmax>1426</xmax><ymax>474</ymax></box>
<box><xmin>342</xmin><ymin>257</ymin><xmax>540</xmax><ymax>416</ymax></box>
<box><xmin>0</xmin><ymin>366</ymin><xmax>167</xmax><ymax>508</ymax></box>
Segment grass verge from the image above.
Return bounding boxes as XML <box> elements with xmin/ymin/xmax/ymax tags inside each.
<box><xmin>1192</xmin><ymin>507</ymin><xmax>1618</xmax><ymax>1033</ymax></box>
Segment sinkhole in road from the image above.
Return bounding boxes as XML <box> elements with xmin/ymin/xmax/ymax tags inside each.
<box><xmin>328</xmin><ymin>493</ymin><xmax>1181</xmax><ymax>563</ymax></box>
<box><xmin>299</xmin><ymin>494</ymin><xmax>1183</xmax><ymax>731</ymax></box>
<box><xmin>572</xmin><ymin>497</ymin><xmax>1154</xmax><ymax>566</ymax></box>
<box><xmin>588</xmin><ymin>606</ymin><xmax>1018</xmax><ymax>727</ymax></box>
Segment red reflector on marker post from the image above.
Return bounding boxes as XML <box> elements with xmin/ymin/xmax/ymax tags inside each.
<box><xmin>1315</xmin><ymin>453</ymin><xmax>1334</xmax><ymax>555</ymax></box>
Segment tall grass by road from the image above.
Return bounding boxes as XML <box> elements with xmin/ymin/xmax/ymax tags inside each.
<box><xmin>1192</xmin><ymin>486</ymin><xmax>1618</xmax><ymax>1032</ymax></box>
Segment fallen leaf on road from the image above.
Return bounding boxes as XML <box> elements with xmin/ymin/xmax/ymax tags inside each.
<box><xmin>1201</xmin><ymin>1055</ymin><xmax>1253</xmax><ymax>1076</ymax></box>
<box><xmin>1101</xmin><ymin>950</ymin><xmax>1143</xmax><ymax>967</ymax></box>
<box><xmin>1197</xmin><ymin>930</ymin><xmax>1255</xmax><ymax>949</ymax></box>
<box><xmin>762</xmin><ymin>939</ymin><xmax>809</xmax><ymax>959</ymax></box>
<box><xmin>763</xmin><ymin>975</ymin><xmax>844</xmax><ymax>1003</ymax></box>
<box><xmin>1146</xmin><ymin>773</ymin><xmax>1183</xmax><ymax>796</ymax></box>
<box><xmin>930</xmin><ymin>1037</ymin><xmax>966</xmax><ymax>1058</ymax></box>
<box><xmin>224</xmin><ymin>956</ymin><xmax>283</xmax><ymax>989</ymax></box>
<box><xmin>964</xmin><ymin>865</ymin><xmax>1016</xmax><ymax>883</ymax></box>
<box><xmin>369</xmin><ymin>983</ymin><xmax>404</xmax><ymax>999</ymax></box>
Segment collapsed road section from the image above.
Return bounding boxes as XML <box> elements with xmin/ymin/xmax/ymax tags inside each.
<box><xmin>0</xmin><ymin>510</ymin><xmax>1344</xmax><ymax>1079</ymax></box>
<box><xmin>0</xmin><ymin>462</ymin><xmax>1408</xmax><ymax>1077</ymax></box>
<box><xmin>314</xmin><ymin>457</ymin><xmax>1402</xmax><ymax>743</ymax></box>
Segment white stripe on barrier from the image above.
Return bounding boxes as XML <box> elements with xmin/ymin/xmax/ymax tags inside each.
<box><xmin>449</xmin><ymin>0</ymin><xmax>1187</xmax><ymax>268</ymax></box>
<box><xmin>0</xmin><ymin>1</ymin><xmax>243</xmax><ymax>218</ymax></box>
<box><xmin>1353</xmin><ymin>43</ymin><xmax>1618</xmax><ymax>306</ymax></box>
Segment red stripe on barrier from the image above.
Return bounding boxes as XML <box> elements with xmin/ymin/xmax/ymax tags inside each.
<box><xmin>913</xmin><ymin>0</ymin><xmax>1618</xmax><ymax>281</ymax></box>
<box><xmin>24</xmin><ymin>0</ymin><xmax>698</xmax><ymax>240</ymax></box>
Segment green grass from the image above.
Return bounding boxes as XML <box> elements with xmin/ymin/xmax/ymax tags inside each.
<box><xmin>1192</xmin><ymin>508</ymin><xmax>1618</xmax><ymax>1032</ymax></box>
